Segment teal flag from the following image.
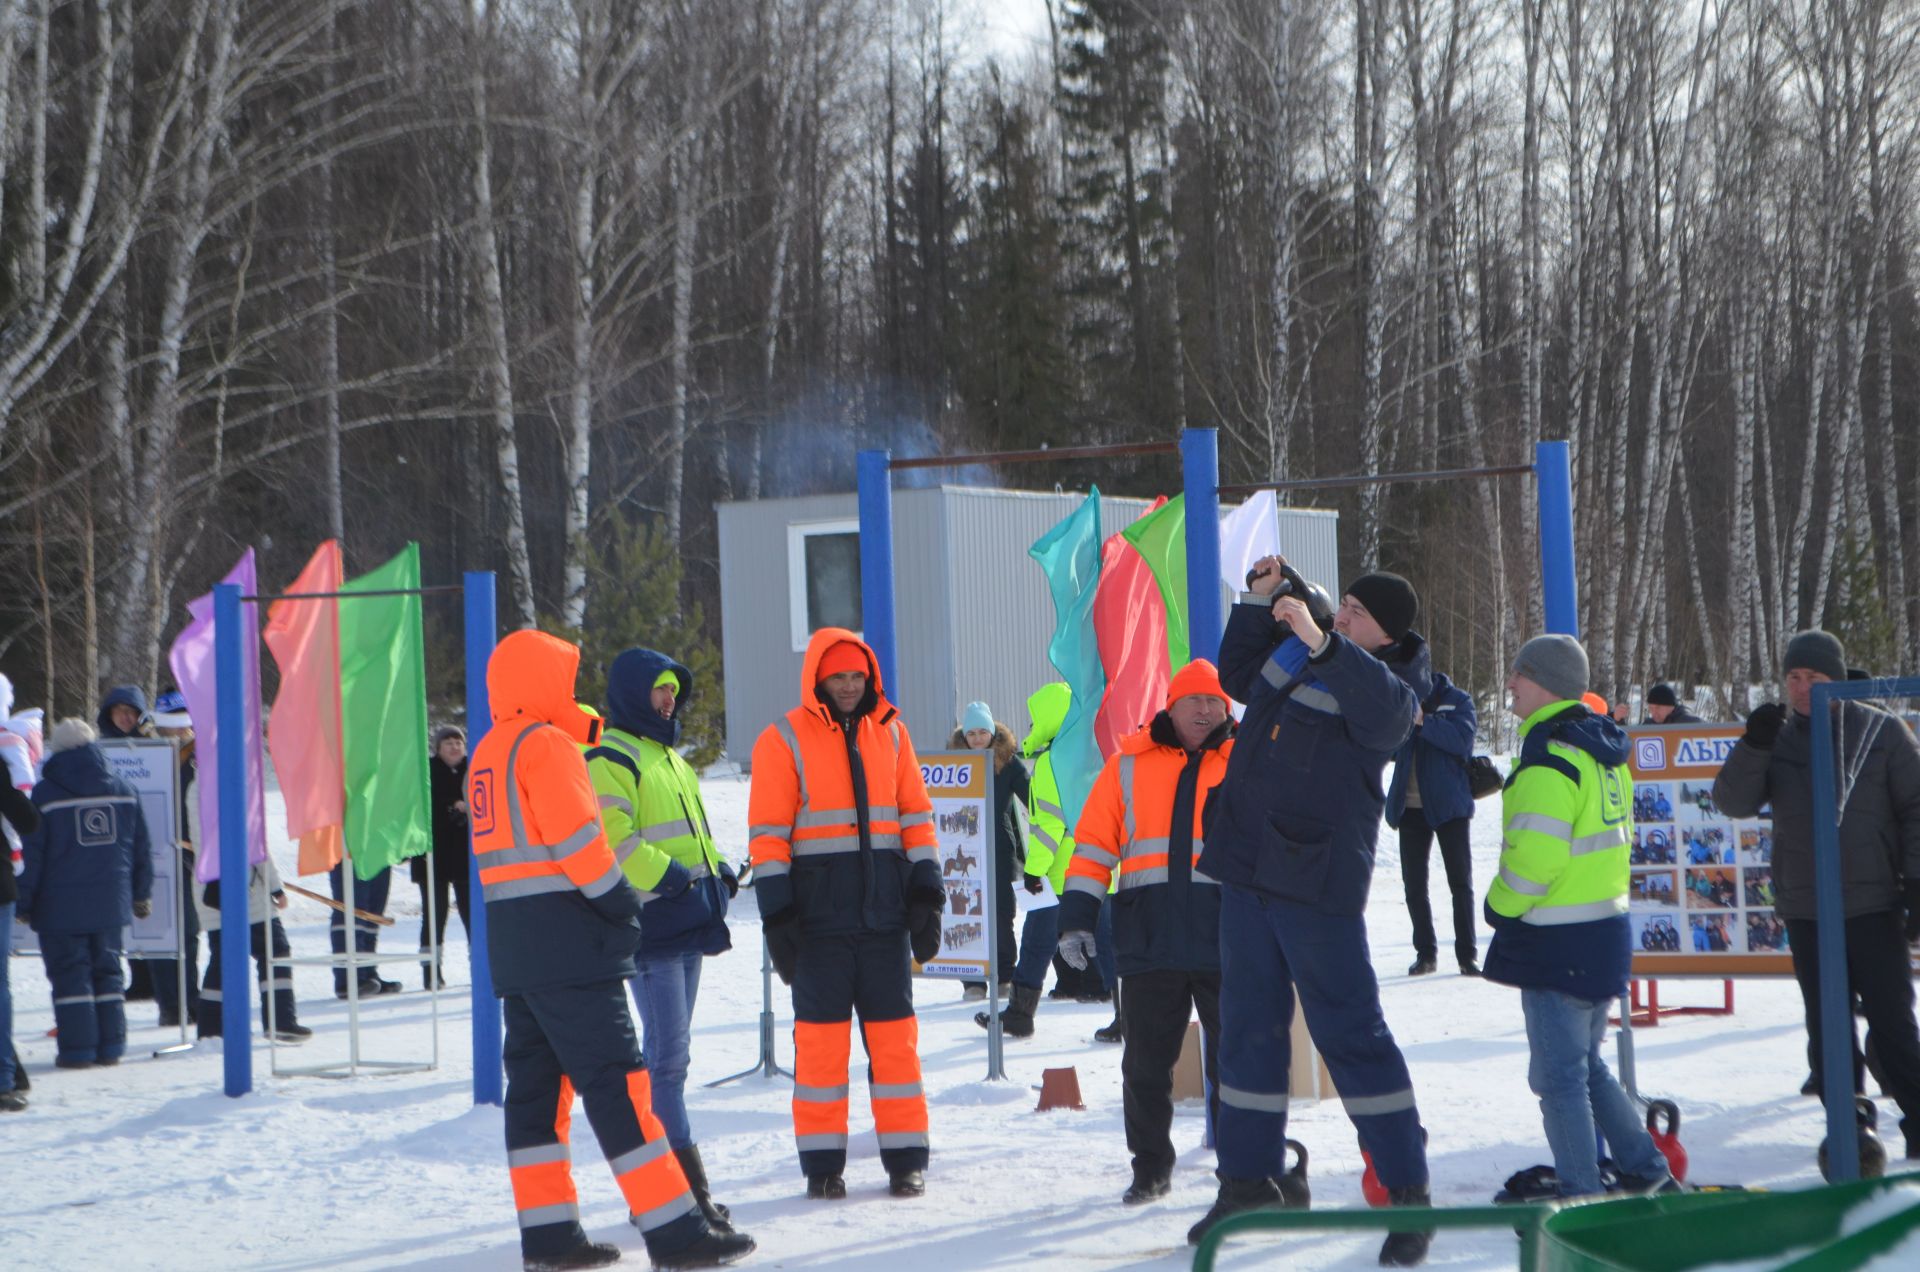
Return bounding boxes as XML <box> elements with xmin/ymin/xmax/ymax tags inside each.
<box><xmin>1029</xmin><ymin>490</ymin><xmax>1106</xmax><ymax>834</ymax></box>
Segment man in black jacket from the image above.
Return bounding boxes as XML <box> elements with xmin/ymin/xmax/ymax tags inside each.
<box><xmin>1713</xmin><ymin>630</ymin><xmax>1920</xmax><ymax>1158</ymax></box>
<box><xmin>1642</xmin><ymin>684</ymin><xmax>1703</xmax><ymax>725</ymax></box>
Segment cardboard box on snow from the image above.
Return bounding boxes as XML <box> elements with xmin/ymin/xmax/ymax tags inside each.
<box><xmin>1170</xmin><ymin>1011</ymin><xmax>1334</xmax><ymax>1103</ymax></box>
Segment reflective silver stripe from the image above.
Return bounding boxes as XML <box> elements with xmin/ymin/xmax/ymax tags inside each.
<box><xmin>639</xmin><ymin>818</ymin><xmax>695</xmax><ymax>841</ymax></box>
<box><xmin>54</xmin><ymin>994</ymin><xmax>96</xmax><ymax>1006</ymax></box>
<box><xmin>1063</xmin><ymin>876</ymin><xmax>1107</xmax><ymax>897</ymax></box>
<box><xmin>905</xmin><ymin>844</ymin><xmax>937</xmax><ymax>864</ymax></box>
<box><xmin>869</xmin><ymin>1082</ymin><xmax>923</xmax><ymax>1100</ymax></box>
<box><xmin>1507</xmin><ymin>812</ymin><xmax>1573</xmax><ymax>840</ymax></box>
<box><xmin>579</xmin><ymin>863</ymin><xmax>625</xmax><ymax>898</ymax></box>
<box><xmin>899</xmin><ymin>811</ymin><xmax>931</xmax><ymax>828</ymax></box>
<box><xmin>95</xmin><ymin>992</ymin><xmax>125</xmax><ymax>1003</ymax></box>
<box><xmin>518</xmin><ymin>1202</ymin><xmax>580</xmax><ymax>1230</ymax></box>
<box><xmin>749</xmin><ymin>823</ymin><xmax>794</xmax><ymax>840</ymax></box>
<box><xmin>1499</xmin><ymin>866</ymin><xmax>1551</xmax><ymax>897</ymax></box>
<box><xmin>508</xmin><ymin>1143</ymin><xmax>571</xmax><ymax>1168</ymax></box>
<box><xmin>551</xmin><ymin>820</ymin><xmax>600</xmax><ymax>859</ymax></box>
<box><xmin>1291</xmin><ymin>685</ymin><xmax>1343</xmax><ymax>715</ymax></box>
<box><xmin>597</xmin><ymin>793</ymin><xmax>633</xmax><ymax>815</ymax></box>
<box><xmin>1119</xmin><ymin>755</ymin><xmax>1137</xmax><ymax>843</ymax></box>
<box><xmin>1569</xmin><ymin>827</ymin><xmax>1631</xmax><ymax>857</ymax></box>
<box><xmin>606</xmin><ymin>1138</ymin><xmax>670</xmax><ymax>1177</ymax></box>
<box><xmin>478</xmin><ymin>840</ymin><xmax>553</xmax><ymax>869</ymax></box>
<box><xmin>876</xmin><ymin>1131</ymin><xmax>930</xmax><ymax>1149</ymax></box>
<box><xmin>1343</xmin><ymin>1088</ymin><xmax>1418</xmax><ymax>1117</ymax></box>
<box><xmin>1031</xmin><ymin>824</ymin><xmax>1060</xmax><ymax>850</ymax></box>
<box><xmin>198</xmin><ymin>988</ymin><xmax>222</xmax><ymax>1001</ymax></box>
<box><xmin>1262</xmin><ymin>658</ymin><xmax>1296</xmax><ymax>691</ymax></box>
<box><xmin>614</xmin><ymin>835</ymin><xmax>648</xmax><ymax>866</ymax></box>
<box><xmin>1035</xmin><ymin>798</ymin><xmax>1063</xmax><ymax>819</ymax></box>
<box><xmin>1219</xmin><ymin>1083</ymin><xmax>1289</xmax><ymax>1113</ymax></box>
<box><xmin>633</xmin><ymin>1193</ymin><xmax>699</xmax><ymax>1232</ymax></box>
<box><xmin>39</xmin><ymin>796</ymin><xmax>139</xmax><ymax>811</ymax></box>
<box><xmin>1073</xmin><ymin>843</ymin><xmax>1120</xmax><ymax>868</ymax></box>
<box><xmin>795</xmin><ymin>809</ymin><xmax>851</xmax><ymax>829</ymax></box>
<box><xmin>864</xmin><ymin>805</ymin><xmax>900</xmax><ymax>823</ymax></box>
<box><xmin>794</xmin><ymin>1083</ymin><xmax>850</xmax><ymax>1103</ymax></box>
<box><xmin>1119</xmin><ymin>866</ymin><xmax>1169</xmax><ymax>887</ymax></box>
<box><xmin>793</xmin><ymin>837</ymin><xmax>862</xmax><ymax>856</ymax></box>
<box><xmin>868</xmin><ymin>831</ymin><xmax>905</xmax><ymax>852</ymax></box>
<box><xmin>1522</xmin><ymin>898</ymin><xmax>1629</xmax><ymax>925</ymax></box>
<box><xmin>484</xmin><ymin>874</ymin><xmax>577</xmax><ymax>902</ymax></box>
<box><xmin>503</xmin><ymin>725</ymin><xmax>540</xmax><ymax>858</ymax></box>
<box><xmin>795</xmin><ymin>1133</ymin><xmax>848</xmax><ymax>1151</ymax></box>
<box><xmin>1125</xmin><ymin>836</ymin><xmax>1172</xmax><ymax>856</ymax></box>
<box><xmin>774</xmin><ymin>717</ymin><xmax>807</xmax><ymax>807</ymax></box>
<box><xmin>754</xmin><ymin>860</ymin><xmax>791</xmax><ymax>878</ymax></box>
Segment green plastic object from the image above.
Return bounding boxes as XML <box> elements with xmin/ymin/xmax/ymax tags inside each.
<box><xmin>1191</xmin><ymin>1203</ymin><xmax>1556</xmax><ymax>1272</ymax></box>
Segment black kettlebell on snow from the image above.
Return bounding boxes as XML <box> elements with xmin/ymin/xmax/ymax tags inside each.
<box><xmin>1278</xmin><ymin>1138</ymin><xmax>1311</xmax><ymax>1208</ymax></box>
<box><xmin>1817</xmin><ymin>1096</ymin><xmax>1889</xmax><ymax>1181</ymax></box>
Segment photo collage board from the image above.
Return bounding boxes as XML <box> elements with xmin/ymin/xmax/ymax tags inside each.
<box><xmin>1627</xmin><ymin>723</ymin><xmax>1792</xmax><ymax>975</ymax></box>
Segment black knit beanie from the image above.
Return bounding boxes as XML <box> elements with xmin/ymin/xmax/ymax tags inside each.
<box><xmin>1344</xmin><ymin>572</ymin><xmax>1419</xmax><ymax>643</ymax></box>
<box><xmin>1783</xmin><ymin>630</ymin><xmax>1846</xmax><ymax>683</ymax></box>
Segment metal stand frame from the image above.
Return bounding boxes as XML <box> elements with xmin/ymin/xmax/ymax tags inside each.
<box><xmin>705</xmin><ymin>932</ymin><xmax>792</xmax><ymax>1085</ymax></box>
<box><xmin>152</xmin><ymin>835</ymin><xmax>196</xmax><ymax>1058</ymax></box>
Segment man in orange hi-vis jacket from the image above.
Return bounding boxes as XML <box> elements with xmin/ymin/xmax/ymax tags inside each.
<box><xmin>470</xmin><ymin>630</ymin><xmax>753</xmax><ymax>1272</ymax></box>
<box><xmin>749</xmin><ymin>628</ymin><xmax>943</xmax><ymax>1201</ymax></box>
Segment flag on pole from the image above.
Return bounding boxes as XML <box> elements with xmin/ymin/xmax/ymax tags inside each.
<box><xmin>1218</xmin><ymin>489</ymin><xmax>1281</xmax><ymax>603</ymax></box>
<box><xmin>263</xmin><ymin>540</ymin><xmax>346</xmax><ymax>876</ymax></box>
<box><xmin>169</xmin><ymin>549</ymin><xmax>269</xmax><ymax>883</ymax></box>
<box><xmin>1028</xmin><ymin>490</ymin><xmax>1106</xmax><ymax>834</ymax></box>
<box><xmin>1119</xmin><ymin>494</ymin><xmax>1190</xmax><ymax>673</ymax></box>
<box><xmin>1092</xmin><ymin>529</ymin><xmax>1172</xmax><ymax>754</ymax></box>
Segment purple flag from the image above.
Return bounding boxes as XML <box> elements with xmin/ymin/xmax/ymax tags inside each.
<box><xmin>169</xmin><ymin>548</ymin><xmax>269</xmax><ymax>882</ymax></box>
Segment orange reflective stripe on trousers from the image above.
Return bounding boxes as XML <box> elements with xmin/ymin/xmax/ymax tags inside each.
<box><xmin>793</xmin><ymin>1019</ymin><xmax>854</xmax><ymax>1151</ymax></box>
<box><xmin>862</xmin><ymin>1016</ymin><xmax>929</xmax><ymax>1150</ymax></box>
<box><xmin>607</xmin><ymin>1069</ymin><xmax>697</xmax><ymax>1232</ymax></box>
<box><xmin>509</xmin><ymin>1076</ymin><xmax>578</xmax><ymax>1229</ymax></box>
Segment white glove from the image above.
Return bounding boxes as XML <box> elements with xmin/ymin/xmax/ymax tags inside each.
<box><xmin>1058</xmin><ymin>929</ymin><xmax>1098</xmax><ymax>971</ymax></box>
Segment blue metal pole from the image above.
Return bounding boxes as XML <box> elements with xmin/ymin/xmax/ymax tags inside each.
<box><xmin>1808</xmin><ymin>679</ymin><xmax>1858</xmax><ymax>1180</ymax></box>
<box><xmin>1535</xmin><ymin>440</ymin><xmax>1579</xmax><ymax>637</ymax></box>
<box><xmin>1182</xmin><ymin>428</ymin><xmax>1224</xmax><ymax>666</ymax></box>
<box><xmin>857</xmin><ymin>449</ymin><xmax>899</xmax><ymax>703</ymax></box>
<box><xmin>214</xmin><ymin>583</ymin><xmax>251</xmax><ymax>1098</ymax></box>
<box><xmin>464</xmin><ymin>571</ymin><xmax>502</xmax><ymax>1106</ymax></box>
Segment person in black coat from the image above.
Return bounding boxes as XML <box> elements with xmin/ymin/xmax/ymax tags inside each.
<box><xmin>1643</xmin><ymin>683</ymin><xmax>1703</xmax><ymax>725</ymax></box>
<box><xmin>414</xmin><ymin>726</ymin><xmax>472</xmax><ymax>989</ymax></box>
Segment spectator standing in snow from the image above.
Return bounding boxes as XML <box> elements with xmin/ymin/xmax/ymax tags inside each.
<box><xmin>15</xmin><ymin>719</ymin><xmax>152</xmax><ymax>1068</ymax></box>
<box><xmin>749</xmin><ymin>628</ymin><xmax>941</xmax><ymax>1201</ymax></box>
<box><xmin>416</xmin><ymin>725</ymin><xmax>472</xmax><ymax>990</ymax></box>
<box><xmin>1484</xmin><ymin>636</ymin><xmax>1677</xmax><ymax>1199</ymax></box>
<box><xmin>1023</xmin><ymin>684</ymin><xmax>1117</xmax><ymax>1011</ymax></box>
<box><xmin>587</xmin><ymin>648</ymin><xmax>742</xmax><ymax>1235</ymax></box>
<box><xmin>0</xmin><ymin>772</ymin><xmax>42</xmax><ymax>1108</ymax></box>
<box><xmin>1056</xmin><ymin>661</ymin><xmax>1233</xmax><ymax>1206</ymax></box>
<box><xmin>1713</xmin><ymin>630</ymin><xmax>1920</xmax><ymax>1158</ymax></box>
<box><xmin>191</xmin><ymin>789</ymin><xmax>310</xmax><ymax>1043</ymax></box>
<box><xmin>1193</xmin><ymin>560</ymin><xmax>1434</xmax><ymax>1265</ymax></box>
<box><xmin>330</xmin><ymin>857</ymin><xmax>399</xmax><ymax>999</ymax></box>
<box><xmin>149</xmin><ymin>690</ymin><xmax>201</xmax><ymax>1029</ymax></box>
<box><xmin>472</xmin><ymin>630</ymin><xmax>749</xmax><ymax>1270</ymax></box>
<box><xmin>1643</xmin><ymin>684</ymin><xmax>1703</xmax><ymax>725</ymax></box>
<box><xmin>953</xmin><ymin>700</ymin><xmax>1025</xmax><ymax>1006</ymax></box>
<box><xmin>96</xmin><ymin>685</ymin><xmax>159</xmax><ymax>1004</ymax></box>
<box><xmin>1386</xmin><ymin>647</ymin><xmax>1481</xmax><ymax>978</ymax></box>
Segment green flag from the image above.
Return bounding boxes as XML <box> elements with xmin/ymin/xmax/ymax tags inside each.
<box><xmin>339</xmin><ymin>543</ymin><xmax>431</xmax><ymax>881</ymax></box>
<box><xmin>1120</xmin><ymin>495</ymin><xmax>1189</xmax><ymax>672</ymax></box>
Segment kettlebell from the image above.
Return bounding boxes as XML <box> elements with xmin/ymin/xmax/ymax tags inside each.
<box><xmin>1278</xmin><ymin>1138</ymin><xmax>1312</xmax><ymax>1209</ymax></box>
<box><xmin>1646</xmin><ymin>1099</ymin><xmax>1689</xmax><ymax>1182</ymax></box>
<box><xmin>1359</xmin><ymin>1127</ymin><xmax>1427</xmax><ymax>1207</ymax></box>
<box><xmin>1817</xmin><ymin>1096</ymin><xmax>1890</xmax><ymax>1181</ymax></box>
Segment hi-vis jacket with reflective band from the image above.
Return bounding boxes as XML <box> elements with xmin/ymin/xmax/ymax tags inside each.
<box><xmin>1483</xmin><ymin>700</ymin><xmax>1636</xmax><ymax>1001</ymax></box>
<box><xmin>749</xmin><ymin>628</ymin><xmax>939</xmax><ymax>936</ymax></box>
<box><xmin>1021</xmin><ymin>683</ymin><xmax>1076</xmax><ymax>894</ymax></box>
<box><xmin>588</xmin><ymin>727</ymin><xmax>732</xmax><ymax>957</ymax></box>
<box><xmin>1061</xmin><ymin>715</ymin><xmax>1231</xmax><ymax>976</ymax></box>
<box><xmin>470</xmin><ymin>630</ymin><xmax>644</xmax><ymax>997</ymax></box>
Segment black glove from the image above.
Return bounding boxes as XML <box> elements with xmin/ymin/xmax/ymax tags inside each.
<box><xmin>1743</xmin><ymin>702</ymin><xmax>1788</xmax><ymax>750</ymax></box>
<box><xmin>764</xmin><ymin>914</ymin><xmax>801</xmax><ymax>985</ymax></box>
<box><xmin>909</xmin><ymin>904</ymin><xmax>942</xmax><ymax>965</ymax></box>
<box><xmin>1023</xmin><ymin>874</ymin><xmax>1045</xmax><ymax>895</ymax></box>
<box><xmin>132</xmin><ymin>898</ymin><xmax>153</xmax><ymax>920</ymax></box>
<box><xmin>718</xmin><ymin>861</ymin><xmax>740</xmax><ymax>898</ymax></box>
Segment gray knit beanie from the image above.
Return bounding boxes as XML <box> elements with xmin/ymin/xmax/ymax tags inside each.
<box><xmin>1512</xmin><ymin>635</ymin><xmax>1590</xmax><ymax>703</ymax></box>
<box><xmin>1783</xmin><ymin>630</ymin><xmax>1846</xmax><ymax>683</ymax></box>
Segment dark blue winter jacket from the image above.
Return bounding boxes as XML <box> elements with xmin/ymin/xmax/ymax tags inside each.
<box><xmin>96</xmin><ymin>685</ymin><xmax>152</xmax><ymax>738</ymax></box>
<box><xmin>1385</xmin><ymin>669</ymin><xmax>1478</xmax><ymax>829</ymax></box>
<box><xmin>16</xmin><ymin>743</ymin><xmax>154</xmax><ymax>934</ymax></box>
<box><xmin>1201</xmin><ymin>598</ymin><xmax>1420</xmax><ymax>915</ymax></box>
<box><xmin>1481</xmin><ymin>707</ymin><xmax>1635</xmax><ymax>1001</ymax></box>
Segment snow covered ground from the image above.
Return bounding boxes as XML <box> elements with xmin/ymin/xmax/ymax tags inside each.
<box><xmin>5</xmin><ymin>768</ymin><xmax>1878</xmax><ymax>1271</ymax></box>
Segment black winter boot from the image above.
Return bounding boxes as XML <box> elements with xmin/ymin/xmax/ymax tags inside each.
<box><xmin>805</xmin><ymin>1174</ymin><xmax>846</xmax><ymax>1200</ymax></box>
<box><xmin>523</xmin><ymin>1240</ymin><xmax>621</xmax><ymax>1271</ymax></box>
<box><xmin>1187</xmin><ymin>1174</ymin><xmax>1299</xmax><ymax>1246</ymax></box>
<box><xmin>647</xmin><ymin>1220</ymin><xmax>756</xmax><ymax>1270</ymax></box>
<box><xmin>1378</xmin><ymin>1185</ymin><xmax>1435</xmax><ymax>1267</ymax></box>
<box><xmin>888</xmin><ymin>1169</ymin><xmax>926</xmax><ymax>1198</ymax></box>
<box><xmin>673</xmin><ymin>1145</ymin><xmax>733</xmax><ymax>1231</ymax></box>
<box><xmin>977</xmin><ymin>985</ymin><xmax>1040</xmax><ymax>1037</ymax></box>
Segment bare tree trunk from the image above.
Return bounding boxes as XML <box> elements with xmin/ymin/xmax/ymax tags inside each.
<box><xmin>1352</xmin><ymin>0</ymin><xmax>1388</xmax><ymax>569</ymax></box>
<box><xmin>663</xmin><ymin>135</ymin><xmax>699</xmax><ymax>556</ymax></box>
<box><xmin>320</xmin><ymin>4</ymin><xmax>343</xmax><ymax>545</ymax></box>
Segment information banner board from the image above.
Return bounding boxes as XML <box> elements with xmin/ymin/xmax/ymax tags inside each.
<box><xmin>914</xmin><ymin>750</ymin><xmax>995</xmax><ymax>981</ymax></box>
<box><xmin>1626</xmin><ymin>723</ymin><xmax>1789</xmax><ymax>976</ymax></box>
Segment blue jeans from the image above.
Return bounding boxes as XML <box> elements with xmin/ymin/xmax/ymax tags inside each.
<box><xmin>1520</xmin><ymin>988</ymin><xmax>1670</xmax><ymax>1196</ymax></box>
<box><xmin>628</xmin><ymin>951</ymin><xmax>703</xmax><ymax>1149</ymax></box>
<box><xmin>1013</xmin><ymin>901</ymin><xmax>1059</xmax><ymax>991</ymax></box>
<box><xmin>0</xmin><ymin>902</ymin><xmax>14</xmax><ymax>1089</ymax></box>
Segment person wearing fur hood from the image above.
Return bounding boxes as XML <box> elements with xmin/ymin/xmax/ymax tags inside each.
<box><xmin>952</xmin><ymin>702</ymin><xmax>1029</xmax><ymax>1005</ymax></box>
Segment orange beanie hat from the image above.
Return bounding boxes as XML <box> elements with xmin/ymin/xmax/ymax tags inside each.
<box><xmin>1166</xmin><ymin>659</ymin><xmax>1226</xmax><ymax>707</ymax></box>
<box><xmin>816</xmin><ymin>641</ymin><xmax>870</xmax><ymax>682</ymax></box>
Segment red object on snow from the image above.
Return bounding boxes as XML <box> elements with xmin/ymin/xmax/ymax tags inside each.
<box><xmin>1360</xmin><ymin>1146</ymin><xmax>1389</xmax><ymax>1207</ymax></box>
<box><xmin>1646</xmin><ymin>1099</ymin><xmax>1688</xmax><ymax>1182</ymax></box>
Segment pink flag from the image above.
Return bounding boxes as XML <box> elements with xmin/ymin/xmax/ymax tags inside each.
<box><xmin>263</xmin><ymin>540</ymin><xmax>346</xmax><ymax>876</ymax></box>
<box><xmin>1092</xmin><ymin>531</ymin><xmax>1172</xmax><ymax>756</ymax></box>
<box><xmin>169</xmin><ymin>549</ymin><xmax>270</xmax><ymax>882</ymax></box>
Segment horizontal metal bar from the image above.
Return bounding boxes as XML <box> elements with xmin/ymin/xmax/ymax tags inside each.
<box><xmin>270</xmin><ymin>953</ymin><xmax>440</xmax><ymax>970</ymax></box>
<box><xmin>887</xmin><ymin>440</ymin><xmax>1179</xmax><ymax>471</ymax></box>
<box><xmin>240</xmin><ymin>585</ymin><xmax>464</xmax><ymax>602</ymax></box>
<box><xmin>1219</xmin><ymin>462</ymin><xmax>1536</xmax><ymax>497</ymax></box>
